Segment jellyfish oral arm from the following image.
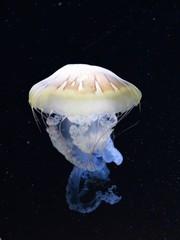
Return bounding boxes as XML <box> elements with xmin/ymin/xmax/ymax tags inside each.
<box><xmin>66</xmin><ymin>165</ymin><xmax>122</xmax><ymax>213</ymax></box>
<box><xmin>102</xmin><ymin>138</ymin><xmax>123</xmax><ymax>165</ymax></box>
<box><xmin>46</xmin><ymin>113</ymin><xmax>123</xmax><ymax>171</ymax></box>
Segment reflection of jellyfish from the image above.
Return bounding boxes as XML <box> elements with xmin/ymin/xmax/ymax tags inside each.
<box><xmin>29</xmin><ymin>64</ymin><xmax>142</xmax><ymax>213</ymax></box>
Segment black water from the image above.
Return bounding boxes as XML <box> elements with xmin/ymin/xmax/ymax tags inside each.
<box><xmin>1</xmin><ymin>1</ymin><xmax>179</xmax><ymax>239</ymax></box>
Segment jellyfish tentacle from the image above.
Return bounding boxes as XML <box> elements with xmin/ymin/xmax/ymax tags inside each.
<box><xmin>31</xmin><ymin>107</ymin><xmax>42</xmax><ymax>131</ymax></box>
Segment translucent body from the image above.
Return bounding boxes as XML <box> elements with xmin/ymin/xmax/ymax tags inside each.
<box><xmin>29</xmin><ymin>64</ymin><xmax>142</xmax><ymax>213</ymax></box>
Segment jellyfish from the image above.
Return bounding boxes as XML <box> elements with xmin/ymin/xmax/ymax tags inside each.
<box><xmin>28</xmin><ymin>64</ymin><xmax>142</xmax><ymax>213</ymax></box>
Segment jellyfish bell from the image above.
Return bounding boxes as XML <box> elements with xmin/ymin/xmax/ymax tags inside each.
<box><xmin>29</xmin><ymin>64</ymin><xmax>141</xmax><ymax>116</ymax></box>
<box><xmin>28</xmin><ymin>64</ymin><xmax>142</xmax><ymax>172</ymax></box>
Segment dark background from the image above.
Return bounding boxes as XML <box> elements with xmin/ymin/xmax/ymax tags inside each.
<box><xmin>0</xmin><ymin>0</ymin><xmax>179</xmax><ymax>239</ymax></box>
